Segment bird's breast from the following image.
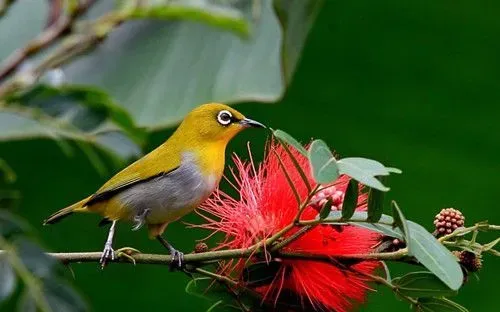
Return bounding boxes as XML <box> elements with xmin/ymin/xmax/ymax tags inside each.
<box><xmin>116</xmin><ymin>152</ymin><xmax>220</xmax><ymax>224</ymax></box>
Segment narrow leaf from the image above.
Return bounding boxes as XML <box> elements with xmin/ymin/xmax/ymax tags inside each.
<box><xmin>367</xmin><ymin>187</ymin><xmax>384</xmax><ymax>222</ymax></box>
<box><xmin>324</xmin><ymin>211</ymin><xmax>404</xmax><ymax>239</ymax></box>
<box><xmin>417</xmin><ymin>297</ymin><xmax>469</xmax><ymax>312</ymax></box>
<box><xmin>308</xmin><ymin>139</ymin><xmax>339</xmax><ymax>184</ymax></box>
<box><xmin>0</xmin><ymin>256</ymin><xmax>16</xmax><ymax>301</ymax></box>
<box><xmin>337</xmin><ymin>160</ymin><xmax>389</xmax><ymax>191</ymax></box>
<box><xmin>341</xmin><ymin>179</ymin><xmax>358</xmax><ymax>220</ymax></box>
<box><xmin>407</xmin><ymin>221</ymin><xmax>463</xmax><ymax>290</ymax></box>
<box><xmin>393</xmin><ymin>271</ymin><xmax>458</xmax><ymax>298</ymax></box>
<box><xmin>273</xmin><ymin>129</ymin><xmax>307</xmax><ymax>156</ymax></box>
<box><xmin>391</xmin><ymin>201</ymin><xmax>411</xmax><ymax>252</ymax></box>
<box><xmin>381</xmin><ymin>261</ymin><xmax>392</xmax><ymax>282</ymax></box>
<box><xmin>319</xmin><ymin>199</ymin><xmax>333</xmax><ymax>220</ymax></box>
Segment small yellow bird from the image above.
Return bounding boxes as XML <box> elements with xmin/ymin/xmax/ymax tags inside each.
<box><xmin>44</xmin><ymin>103</ymin><xmax>265</xmax><ymax>268</ymax></box>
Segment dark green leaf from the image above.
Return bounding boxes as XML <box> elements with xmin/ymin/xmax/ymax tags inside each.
<box><xmin>43</xmin><ymin>278</ymin><xmax>87</xmax><ymax>312</ymax></box>
<box><xmin>337</xmin><ymin>159</ymin><xmax>389</xmax><ymax>191</ymax></box>
<box><xmin>0</xmin><ymin>255</ymin><xmax>16</xmax><ymax>301</ymax></box>
<box><xmin>18</xmin><ymin>290</ymin><xmax>36</xmax><ymax>312</ymax></box>
<box><xmin>391</xmin><ymin>201</ymin><xmax>411</xmax><ymax>252</ymax></box>
<box><xmin>16</xmin><ymin>239</ymin><xmax>57</xmax><ymax>278</ymax></box>
<box><xmin>324</xmin><ymin>211</ymin><xmax>404</xmax><ymax>239</ymax></box>
<box><xmin>416</xmin><ymin>297</ymin><xmax>469</xmax><ymax>312</ymax></box>
<box><xmin>0</xmin><ymin>210</ymin><xmax>29</xmax><ymax>237</ymax></box>
<box><xmin>273</xmin><ymin>129</ymin><xmax>307</xmax><ymax>156</ymax></box>
<box><xmin>367</xmin><ymin>187</ymin><xmax>384</xmax><ymax>222</ymax></box>
<box><xmin>319</xmin><ymin>199</ymin><xmax>333</xmax><ymax>220</ymax></box>
<box><xmin>308</xmin><ymin>139</ymin><xmax>339</xmax><ymax>184</ymax></box>
<box><xmin>407</xmin><ymin>221</ymin><xmax>463</xmax><ymax>290</ymax></box>
<box><xmin>273</xmin><ymin>0</ymin><xmax>324</xmax><ymax>82</ymax></box>
<box><xmin>243</xmin><ymin>260</ymin><xmax>282</xmax><ymax>287</ymax></box>
<box><xmin>341</xmin><ymin>179</ymin><xmax>358</xmax><ymax>220</ymax></box>
<box><xmin>393</xmin><ymin>271</ymin><xmax>458</xmax><ymax>298</ymax></box>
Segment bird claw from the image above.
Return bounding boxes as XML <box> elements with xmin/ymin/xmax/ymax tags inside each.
<box><xmin>132</xmin><ymin>208</ymin><xmax>150</xmax><ymax>231</ymax></box>
<box><xmin>169</xmin><ymin>249</ymin><xmax>185</xmax><ymax>271</ymax></box>
<box><xmin>100</xmin><ymin>243</ymin><xmax>115</xmax><ymax>269</ymax></box>
<box><xmin>115</xmin><ymin>247</ymin><xmax>140</xmax><ymax>266</ymax></box>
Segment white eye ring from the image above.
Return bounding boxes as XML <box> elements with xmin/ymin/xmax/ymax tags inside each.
<box><xmin>217</xmin><ymin>110</ymin><xmax>232</xmax><ymax>125</ymax></box>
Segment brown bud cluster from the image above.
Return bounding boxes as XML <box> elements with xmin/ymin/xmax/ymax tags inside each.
<box><xmin>194</xmin><ymin>242</ymin><xmax>208</xmax><ymax>253</ymax></box>
<box><xmin>453</xmin><ymin>250</ymin><xmax>482</xmax><ymax>272</ymax></box>
<box><xmin>433</xmin><ymin>208</ymin><xmax>464</xmax><ymax>236</ymax></box>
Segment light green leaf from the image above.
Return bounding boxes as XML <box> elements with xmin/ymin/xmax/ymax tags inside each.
<box><xmin>339</xmin><ymin>157</ymin><xmax>395</xmax><ymax>176</ymax></box>
<box><xmin>391</xmin><ymin>201</ymin><xmax>411</xmax><ymax>252</ymax></box>
<box><xmin>416</xmin><ymin>298</ymin><xmax>469</xmax><ymax>312</ymax></box>
<box><xmin>324</xmin><ymin>211</ymin><xmax>404</xmax><ymax>239</ymax></box>
<box><xmin>308</xmin><ymin>139</ymin><xmax>339</xmax><ymax>184</ymax></box>
<box><xmin>0</xmin><ymin>255</ymin><xmax>16</xmax><ymax>301</ymax></box>
<box><xmin>120</xmin><ymin>0</ymin><xmax>250</xmax><ymax>37</ymax></box>
<box><xmin>337</xmin><ymin>159</ymin><xmax>389</xmax><ymax>191</ymax></box>
<box><xmin>367</xmin><ymin>186</ymin><xmax>384</xmax><ymax>222</ymax></box>
<box><xmin>393</xmin><ymin>271</ymin><xmax>458</xmax><ymax>298</ymax></box>
<box><xmin>407</xmin><ymin>221</ymin><xmax>463</xmax><ymax>290</ymax></box>
<box><xmin>341</xmin><ymin>179</ymin><xmax>358</xmax><ymax>220</ymax></box>
<box><xmin>61</xmin><ymin>0</ymin><xmax>320</xmax><ymax>128</ymax></box>
<box><xmin>273</xmin><ymin>129</ymin><xmax>307</xmax><ymax>156</ymax></box>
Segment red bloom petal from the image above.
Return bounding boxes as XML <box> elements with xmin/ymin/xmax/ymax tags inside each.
<box><xmin>197</xmin><ymin>141</ymin><xmax>381</xmax><ymax>311</ymax></box>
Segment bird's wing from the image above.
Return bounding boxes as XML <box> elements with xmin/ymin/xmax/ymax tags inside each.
<box><xmin>84</xmin><ymin>148</ymin><xmax>181</xmax><ymax>206</ymax></box>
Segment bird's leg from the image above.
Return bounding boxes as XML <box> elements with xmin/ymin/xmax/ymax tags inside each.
<box><xmin>132</xmin><ymin>208</ymin><xmax>150</xmax><ymax>231</ymax></box>
<box><xmin>100</xmin><ymin>220</ymin><xmax>117</xmax><ymax>269</ymax></box>
<box><xmin>156</xmin><ymin>235</ymin><xmax>185</xmax><ymax>270</ymax></box>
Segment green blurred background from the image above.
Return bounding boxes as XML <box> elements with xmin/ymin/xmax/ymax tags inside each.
<box><xmin>1</xmin><ymin>0</ymin><xmax>499</xmax><ymax>311</ymax></box>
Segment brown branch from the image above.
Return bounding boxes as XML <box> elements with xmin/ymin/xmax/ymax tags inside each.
<box><xmin>0</xmin><ymin>0</ymin><xmax>97</xmax><ymax>82</ymax></box>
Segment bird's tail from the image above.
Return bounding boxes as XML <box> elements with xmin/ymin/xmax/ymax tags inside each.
<box><xmin>43</xmin><ymin>197</ymin><xmax>91</xmax><ymax>225</ymax></box>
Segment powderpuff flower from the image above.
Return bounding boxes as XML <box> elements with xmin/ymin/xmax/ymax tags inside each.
<box><xmin>196</xmin><ymin>142</ymin><xmax>381</xmax><ymax>312</ymax></box>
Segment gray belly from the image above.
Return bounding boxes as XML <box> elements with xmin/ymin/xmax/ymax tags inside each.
<box><xmin>117</xmin><ymin>154</ymin><xmax>216</xmax><ymax>224</ymax></box>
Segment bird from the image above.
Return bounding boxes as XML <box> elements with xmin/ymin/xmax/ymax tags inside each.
<box><xmin>43</xmin><ymin>103</ymin><xmax>265</xmax><ymax>268</ymax></box>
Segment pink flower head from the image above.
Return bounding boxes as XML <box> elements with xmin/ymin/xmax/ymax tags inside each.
<box><xmin>197</xmin><ymin>141</ymin><xmax>381</xmax><ymax>312</ymax></box>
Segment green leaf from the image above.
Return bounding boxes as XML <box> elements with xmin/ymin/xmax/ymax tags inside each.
<box><xmin>341</xmin><ymin>179</ymin><xmax>358</xmax><ymax>220</ymax></box>
<box><xmin>120</xmin><ymin>0</ymin><xmax>250</xmax><ymax>37</ymax></box>
<box><xmin>337</xmin><ymin>159</ymin><xmax>390</xmax><ymax>191</ymax></box>
<box><xmin>393</xmin><ymin>271</ymin><xmax>458</xmax><ymax>298</ymax></box>
<box><xmin>391</xmin><ymin>201</ymin><xmax>411</xmax><ymax>252</ymax></box>
<box><xmin>0</xmin><ymin>159</ymin><xmax>16</xmax><ymax>183</ymax></box>
<box><xmin>43</xmin><ymin>278</ymin><xmax>87</xmax><ymax>312</ymax></box>
<box><xmin>324</xmin><ymin>211</ymin><xmax>404</xmax><ymax>240</ymax></box>
<box><xmin>308</xmin><ymin>139</ymin><xmax>339</xmax><ymax>184</ymax></box>
<box><xmin>367</xmin><ymin>187</ymin><xmax>384</xmax><ymax>222</ymax></box>
<box><xmin>16</xmin><ymin>239</ymin><xmax>58</xmax><ymax>278</ymax></box>
<box><xmin>273</xmin><ymin>129</ymin><xmax>307</xmax><ymax>156</ymax></box>
<box><xmin>0</xmin><ymin>255</ymin><xmax>16</xmax><ymax>301</ymax></box>
<box><xmin>416</xmin><ymin>297</ymin><xmax>469</xmax><ymax>312</ymax></box>
<box><xmin>339</xmin><ymin>157</ymin><xmax>396</xmax><ymax>176</ymax></box>
<box><xmin>56</xmin><ymin>0</ymin><xmax>320</xmax><ymax>128</ymax></box>
<box><xmin>407</xmin><ymin>221</ymin><xmax>463</xmax><ymax>290</ymax></box>
<box><xmin>243</xmin><ymin>260</ymin><xmax>282</xmax><ymax>287</ymax></box>
<box><xmin>273</xmin><ymin>0</ymin><xmax>324</xmax><ymax>82</ymax></box>
<box><xmin>319</xmin><ymin>199</ymin><xmax>333</xmax><ymax>220</ymax></box>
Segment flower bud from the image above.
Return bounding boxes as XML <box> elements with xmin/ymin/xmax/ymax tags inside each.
<box><xmin>194</xmin><ymin>242</ymin><xmax>208</xmax><ymax>253</ymax></box>
<box><xmin>433</xmin><ymin>208</ymin><xmax>465</xmax><ymax>236</ymax></box>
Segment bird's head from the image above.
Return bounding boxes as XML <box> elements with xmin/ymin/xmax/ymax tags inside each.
<box><xmin>175</xmin><ymin>103</ymin><xmax>265</xmax><ymax>145</ymax></box>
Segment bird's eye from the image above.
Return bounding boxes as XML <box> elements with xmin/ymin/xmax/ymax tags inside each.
<box><xmin>217</xmin><ymin>110</ymin><xmax>233</xmax><ymax>126</ymax></box>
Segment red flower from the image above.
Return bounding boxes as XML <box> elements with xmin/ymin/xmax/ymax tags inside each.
<box><xmin>197</xmin><ymin>142</ymin><xmax>381</xmax><ymax>312</ymax></box>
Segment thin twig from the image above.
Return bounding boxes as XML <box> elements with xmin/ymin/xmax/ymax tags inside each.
<box><xmin>0</xmin><ymin>0</ymin><xmax>97</xmax><ymax>82</ymax></box>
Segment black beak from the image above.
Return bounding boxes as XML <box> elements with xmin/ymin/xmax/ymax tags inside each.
<box><xmin>239</xmin><ymin>118</ymin><xmax>266</xmax><ymax>128</ymax></box>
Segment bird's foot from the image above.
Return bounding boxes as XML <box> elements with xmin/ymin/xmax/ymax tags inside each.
<box><xmin>132</xmin><ymin>208</ymin><xmax>151</xmax><ymax>231</ymax></box>
<box><xmin>169</xmin><ymin>248</ymin><xmax>185</xmax><ymax>271</ymax></box>
<box><xmin>100</xmin><ymin>243</ymin><xmax>115</xmax><ymax>269</ymax></box>
<box><xmin>115</xmin><ymin>247</ymin><xmax>141</xmax><ymax>265</ymax></box>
